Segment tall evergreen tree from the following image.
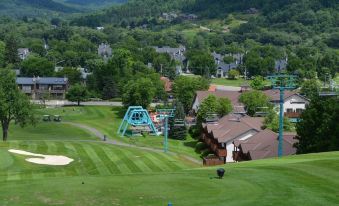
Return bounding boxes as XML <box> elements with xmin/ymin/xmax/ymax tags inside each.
<box><xmin>4</xmin><ymin>35</ymin><xmax>19</xmax><ymax>65</ymax></box>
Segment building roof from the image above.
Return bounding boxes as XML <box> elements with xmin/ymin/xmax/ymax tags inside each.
<box><xmin>263</xmin><ymin>89</ymin><xmax>298</xmax><ymax>102</ymax></box>
<box><xmin>16</xmin><ymin>77</ymin><xmax>68</xmax><ymax>85</ymax></box>
<box><xmin>234</xmin><ymin>129</ymin><xmax>297</xmax><ymax>160</ymax></box>
<box><xmin>154</xmin><ymin>45</ymin><xmax>186</xmax><ymax>63</ymax></box>
<box><xmin>203</xmin><ymin>115</ymin><xmax>264</xmax><ymax>143</ymax></box>
<box><xmin>195</xmin><ymin>90</ymin><xmax>242</xmax><ymax>106</ymax></box>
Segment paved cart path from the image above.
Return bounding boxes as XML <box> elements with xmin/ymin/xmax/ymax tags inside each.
<box><xmin>64</xmin><ymin>122</ymin><xmax>201</xmax><ymax>165</ymax></box>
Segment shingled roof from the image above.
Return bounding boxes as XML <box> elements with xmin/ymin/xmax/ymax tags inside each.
<box><xmin>195</xmin><ymin>90</ymin><xmax>242</xmax><ymax>106</ymax></box>
<box><xmin>234</xmin><ymin>130</ymin><xmax>297</xmax><ymax>160</ymax></box>
<box><xmin>203</xmin><ymin>115</ymin><xmax>264</xmax><ymax>143</ymax></box>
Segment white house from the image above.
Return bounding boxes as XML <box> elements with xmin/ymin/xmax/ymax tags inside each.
<box><xmin>264</xmin><ymin>90</ymin><xmax>310</xmax><ymax>119</ymax></box>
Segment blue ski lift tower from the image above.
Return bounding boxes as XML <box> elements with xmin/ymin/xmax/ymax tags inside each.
<box><xmin>267</xmin><ymin>75</ymin><xmax>297</xmax><ymax>158</ymax></box>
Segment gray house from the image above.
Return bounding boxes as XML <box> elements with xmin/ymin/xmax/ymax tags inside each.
<box><xmin>16</xmin><ymin>77</ymin><xmax>68</xmax><ymax>100</ymax></box>
<box><xmin>154</xmin><ymin>45</ymin><xmax>187</xmax><ymax>74</ymax></box>
<box><xmin>18</xmin><ymin>48</ymin><xmax>30</xmax><ymax>60</ymax></box>
<box><xmin>98</xmin><ymin>43</ymin><xmax>112</xmax><ymax>59</ymax></box>
<box><xmin>212</xmin><ymin>52</ymin><xmax>243</xmax><ymax>78</ymax></box>
<box><xmin>275</xmin><ymin>59</ymin><xmax>288</xmax><ymax>73</ymax></box>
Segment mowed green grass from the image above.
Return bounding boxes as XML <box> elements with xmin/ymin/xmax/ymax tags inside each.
<box><xmin>0</xmin><ymin>141</ymin><xmax>195</xmax><ymax>181</ymax></box>
<box><xmin>0</xmin><ymin>148</ymin><xmax>338</xmax><ymax>206</ymax></box>
<box><xmin>4</xmin><ymin>122</ymin><xmax>97</xmax><ymax>141</ymax></box>
<box><xmin>37</xmin><ymin>106</ymin><xmax>202</xmax><ymax>160</ymax></box>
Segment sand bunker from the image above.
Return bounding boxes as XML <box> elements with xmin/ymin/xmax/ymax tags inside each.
<box><xmin>8</xmin><ymin>149</ymin><xmax>73</xmax><ymax>166</ymax></box>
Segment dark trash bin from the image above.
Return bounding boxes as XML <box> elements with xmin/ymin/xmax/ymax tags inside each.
<box><xmin>217</xmin><ymin>168</ymin><xmax>225</xmax><ymax>179</ymax></box>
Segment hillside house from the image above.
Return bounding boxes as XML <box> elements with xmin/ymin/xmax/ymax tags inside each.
<box><xmin>212</xmin><ymin>52</ymin><xmax>243</xmax><ymax>78</ymax></box>
<box><xmin>264</xmin><ymin>90</ymin><xmax>309</xmax><ymax>120</ymax></box>
<box><xmin>98</xmin><ymin>43</ymin><xmax>112</xmax><ymax>59</ymax></box>
<box><xmin>16</xmin><ymin>77</ymin><xmax>68</xmax><ymax>100</ymax></box>
<box><xmin>154</xmin><ymin>45</ymin><xmax>187</xmax><ymax>74</ymax></box>
<box><xmin>202</xmin><ymin>115</ymin><xmax>264</xmax><ymax>164</ymax></box>
<box><xmin>18</xmin><ymin>48</ymin><xmax>30</xmax><ymax>60</ymax></box>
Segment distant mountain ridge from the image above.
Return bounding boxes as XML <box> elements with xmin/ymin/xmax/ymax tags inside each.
<box><xmin>65</xmin><ymin>0</ymin><xmax>127</xmax><ymax>5</ymax></box>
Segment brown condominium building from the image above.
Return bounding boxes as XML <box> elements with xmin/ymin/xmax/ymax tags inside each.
<box><xmin>202</xmin><ymin>115</ymin><xmax>297</xmax><ymax>166</ymax></box>
<box><xmin>16</xmin><ymin>77</ymin><xmax>69</xmax><ymax>100</ymax></box>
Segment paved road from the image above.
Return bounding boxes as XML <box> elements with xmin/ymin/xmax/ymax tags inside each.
<box><xmin>32</xmin><ymin>100</ymin><xmax>123</xmax><ymax>107</ymax></box>
<box><xmin>65</xmin><ymin>122</ymin><xmax>201</xmax><ymax>165</ymax></box>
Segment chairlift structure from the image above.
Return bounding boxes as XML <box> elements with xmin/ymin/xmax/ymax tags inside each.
<box><xmin>254</xmin><ymin>107</ymin><xmax>269</xmax><ymax>117</ymax></box>
<box><xmin>118</xmin><ymin>106</ymin><xmax>158</xmax><ymax>137</ymax></box>
<box><xmin>267</xmin><ymin>74</ymin><xmax>297</xmax><ymax>158</ymax></box>
<box><xmin>156</xmin><ymin>108</ymin><xmax>176</xmax><ymax>153</ymax></box>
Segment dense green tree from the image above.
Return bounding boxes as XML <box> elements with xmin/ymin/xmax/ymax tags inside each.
<box><xmin>223</xmin><ymin>56</ymin><xmax>235</xmax><ymax>64</ymax></box>
<box><xmin>21</xmin><ymin>56</ymin><xmax>54</xmax><ymax>77</ymax></box>
<box><xmin>197</xmin><ymin>95</ymin><xmax>220</xmax><ymax>123</ymax></box>
<box><xmin>169</xmin><ymin>101</ymin><xmax>187</xmax><ymax>140</ymax></box>
<box><xmin>0</xmin><ymin>69</ymin><xmax>35</xmax><ymax>141</ymax></box>
<box><xmin>187</xmin><ymin>51</ymin><xmax>216</xmax><ymax>77</ymax></box>
<box><xmin>300</xmin><ymin>79</ymin><xmax>321</xmax><ymax>99</ymax></box>
<box><xmin>56</xmin><ymin>67</ymin><xmax>82</xmax><ymax>85</ymax></box>
<box><xmin>239</xmin><ymin>90</ymin><xmax>270</xmax><ymax>116</ymax></box>
<box><xmin>0</xmin><ymin>41</ymin><xmax>5</xmax><ymax>67</ymax></box>
<box><xmin>228</xmin><ymin>69</ymin><xmax>240</xmax><ymax>80</ymax></box>
<box><xmin>122</xmin><ymin>78</ymin><xmax>156</xmax><ymax>109</ymax></box>
<box><xmin>197</xmin><ymin>95</ymin><xmax>233</xmax><ymax>123</ymax></box>
<box><xmin>295</xmin><ymin>96</ymin><xmax>339</xmax><ymax>154</ymax></box>
<box><xmin>250</xmin><ymin>76</ymin><xmax>266</xmax><ymax>90</ymax></box>
<box><xmin>66</xmin><ymin>84</ymin><xmax>89</xmax><ymax>106</ymax></box>
<box><xmin>172</xmin><ymin>76</ymin><xmax>209</xmax><ymax>113</ymax></box>
<box><xmin>263</xmin><ymin>110</ymin><xmax>293</xmax><ymax>132</ymax></box>
<box><xmin>217</xmin><ymin>97</ymin><xmax>233</xmax><ymax>116</ymax></box>
<box><xmin>4</xmin><ymin>35</ymin><xmax>19</xmax><ymax>65</ymax></box>
<box><xmin>102</xmin><ymin>77</ymin><xmax>118</xmax><ymax>100</ymax></box>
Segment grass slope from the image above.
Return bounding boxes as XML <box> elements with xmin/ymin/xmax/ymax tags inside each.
<box><xmin>36</xmin><ymin>106</ymin><xmax>202</xmax><ymax>160</ymax></box>
<box><xmin>0</xmin><ymin>148</ymin><xmax>338</xmax><ymax>205</ymax></box>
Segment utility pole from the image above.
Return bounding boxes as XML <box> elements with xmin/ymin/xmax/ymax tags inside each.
<box><xmin>267</xmin><ymin>75</ymin><xmax>297</xmax><ymax>157</ymax></box>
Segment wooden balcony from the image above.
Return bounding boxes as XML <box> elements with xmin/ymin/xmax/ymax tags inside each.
<box><xmin>37</xmin><ymin>89</ymin><xmax>66</xmax><ymax>94</ymax></box>
<box><xmin>203</xmin><ymin>156</ymin><xmax>224</xmax><ymax>166</ymax></box>
<box><xmin>217</xmin><ymin>149</ymin><xmax>227</xmax><ymax>157</ymax></box>
<box><xmin>284</xmin><ymin>112</ymin><xmax>301</xmax><ymax>118</ymax></box>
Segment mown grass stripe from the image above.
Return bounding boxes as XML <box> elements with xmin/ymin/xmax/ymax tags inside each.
<box><xmin>64</xmin><ymin>142</ymin><xmax>87</xmax><ymax>176</ymax></box>
<box><xmin>132</xmin><ymin>150</ymin><xmax>164</xmax><ymax>172</ymax></box>
<box><xmin>82</xmin><ymin>144</ymin><xmax>111</xmax><ymax>176</ymax></box>
<box><xmin>45</xmin><ymin>141</ymin><xmax>58</xmax><ymax>154</ymax></box>
<box><xmin>101</xmin><ymin>146</ymin><xmax>132</xmax><ymax>174</ymax></box>
<box><xmin>92</xmin><ymin>144</ymin><xmax>121</xmax><ymax>174</ymax></box>
<box><xmin>54</xmin><ymin>142</ymin><xmax>78</xmax><ymax>177</ymax></box>
<box><xmin>72</xmin><ymin>143</ymin><xmax>99</xmax><ymax>175</ymax></box>
<box><xmin>112</xmin><ymin>147</ymin><xmax>143</xmax><ymax>173</ymax></box>
<box><xmin>156</xmin><ymin>152</ymin><xmax>186</xmax><ymax>170</ymax></box>
<box><xmin>146</xmin><ymin>152</ymin><xmax>173</xmax><ymax>172</ymax></box>
<box><xmin>121</xmin><ymin>148</ymin><xmax>153</xmax><ymax>173</ymax></box>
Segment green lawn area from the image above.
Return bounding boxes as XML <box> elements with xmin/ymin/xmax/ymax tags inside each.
<box><xmin>1</xmin><ymin>106</ymin><xmax>338</xmax><ymax>205</ymax></box>
<box><xmin>211</xmin><ymin>78</ymin><xmax>247</xmax><ymax>86</ymax></box>
<box><xmin>0</xmin><ymin>141</ymin><xmax>338</xmax><ymax>206</ymax></box>
<box><xmin>334</xmin><ymin>73</ymin><xmax>339</xmax><ymax>85</ymax></box>
<box><xmin>35</xmin><ymin>106</ymin><xmax>202</xmax><ymax>160</ymax></box>
<box><xmin>5</xmin><ymin>122</ymin><xmax>97</xmax><ymax>141</ymax></box>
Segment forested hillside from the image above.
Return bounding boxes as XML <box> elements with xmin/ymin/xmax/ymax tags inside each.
<box><xmin>0</xmin><ymin>0</ymin><xmax>78</xmax><ymax>17</ymax></box>
<box><xmin>65</xmin><ymin>0</ymin><xmax>126</xmax><ymax>5</ymax></box>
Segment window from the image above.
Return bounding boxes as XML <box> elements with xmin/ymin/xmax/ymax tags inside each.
<box><xmin>22</xmin><ymin>85</ymin><xmax>31</xmax><ymax>91</ymax></box>
<box><xmin>296</xmin><ymin>109</ymin><xmax>304</xmax><ymax>114</ymax></box>
<box><xmin>286</xmin><ymin>108</ymin><xmax>293</xmax><ymax>113</ymax></box>
<box><xmin>39</xmin><ymin>85</ymin><xmax>48</xmax><ymax>90</ymax></box>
